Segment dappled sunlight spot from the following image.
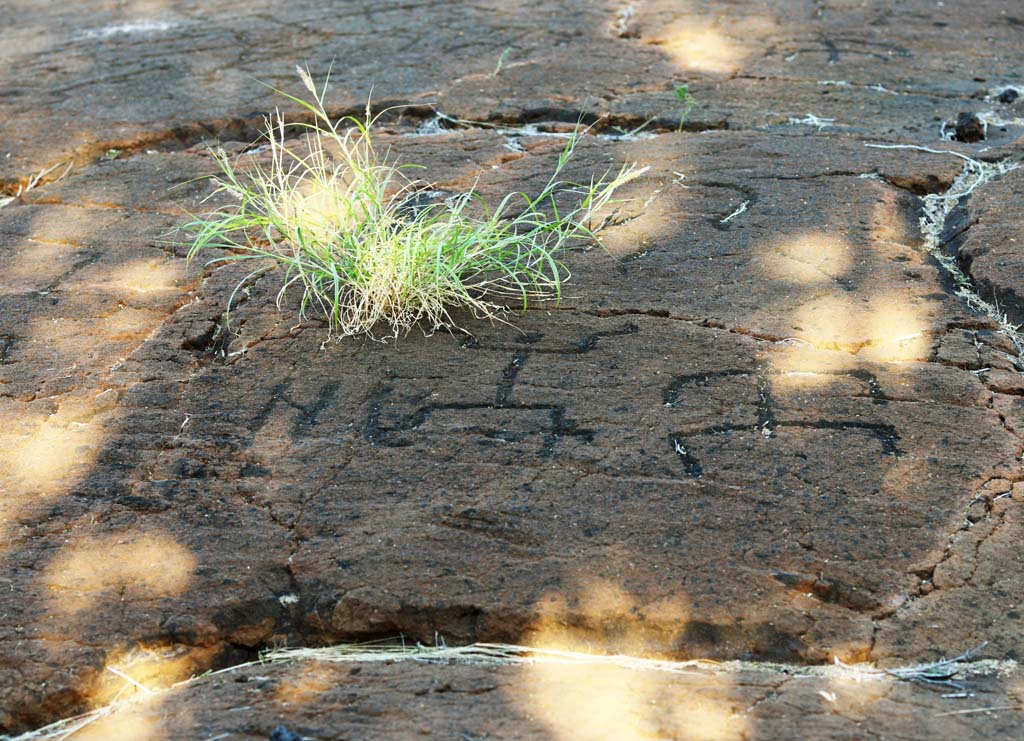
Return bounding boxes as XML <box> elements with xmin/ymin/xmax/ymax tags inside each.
<box><xmin>45</xmin><ymin>532</ymin><xmax>196</xmax><ymax>615</ymax></box>
<box><xmin>0</xmin><ymin>241</ymin><xmax>81</xmax><ymax>293</ymax></box>
<box><xmin>72</xmin><ymin>693</ymin><xmax>168</xmax><ymax>741</ymax></box>
<box><xmin>0</xmin><ymin>392</ymin><xmax>118</xmax><ymax>542</ymax></box>
<box><xmin>768</xmin><ymin>227</ymin><xmax>935</xmax><ymax>392</ymax></box>
<box><xmin>75</xmin><ymin>643</ymin><xmax>205</xmax><ymax>740</ymax></box>
<box><xmin>98</xmin><ymin>307</ymin><xmax>169</xmax><ymax>342</ymax></box>
<box><xmin>858</xmin><ymin>300</ymin><xmax>930</xmax><ymax>362</ymax></box>
<box><xmin>648</xmin><ymin>15</ymin><xmax>773</xmax><ymax>75</ymax></box>
<box><xmin>765</xmin><ymin>232</ymin><xmax>853</xmax><ymax>285</ymax></box>
<box><xmin>0</xmin><ymin>394</ymin><xmax>118</xmax><ymax>544</ymax></box>
<box><xmin>771</xmin><ymin>344</ymin><xmax>857</xmax><ymax>388</ymax></box>
<box><xmin>597</xmin><ymin>187</ymin><xmax>678</xmax><ymax>260</ymax></box>
<box><xmin>520</xmin><ymin>660</ymin><xmax>744</xmax><ymax>741</ymax></box>
<box><xmin>91</xmin><ymin>642</ymin><xmax>216</xmax><ymax>706</ymax></box>
<box><xmin>664</xmin><ymin>680</ymin><xmax>746</xmax><ymax>741</ymax></box>
<box><xmin>792</xmin><ymin>294</ymin><xmax>854</xmax><ymax>352</ymax></box>
<box><xmin>274</xmin><ymin>662</ymin><xmax>337</xmax><ymax>706</ymax></box>
<box><xmin>527</xmin><ymin>579</ymin><xmax>690</xmax><ymax>656</ymax></box>
<box><xmin>101</xmin><ymin>258</ymin><xmax>184</xmax><ymax>295</ymax></box>
<box><xmin>1</xmin><ymin>410</ymin><xmax>99</xmax><ymax>498</ymax></box>
<box><xmin>25</xmin><ymin>641</ymin><xmax>213</xmax><ymax>739</ymax></box>
<box><xmin>789</xmin><ymin>293</ymin><xmax>930</xmax><ymax>362</ymax></box>
<box><xmin>513</xmin><ymin>580</ymin><xmax>747</xmax><ymax>741</ymax></box>
<box><xmin>10</xmin><ymin>206</ymin><xmax>122</xmax><ymax>247</ymax></box>
<box><xmin>650</xmin><ymin>24</ymin><xmax>745</xmax><ymax>75</ymax></box>
<box><xmin>773</xmin><ymin>291</ymin><xmax>932</xmax><ymax>394</ymax></box>
<box><xmin>25</xmin><ymin>304</ymin><xmax>169</xmax><ymax>362</ymax></box>
<box><xmin>821</xmin><ymin>669</ymin><xmax>894</xmax><ymax>716</ymax></box>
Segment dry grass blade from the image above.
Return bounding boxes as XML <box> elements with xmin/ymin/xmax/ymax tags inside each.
<box><xmin>879</xmin><ymin>643</ymin><xmax>989</xmax><ymax>690</ymax></box>
<box><xmin>6</xmin><ymin>640</ymin><xmax>1015</xmax><ymax>741</ymax></box>
<box><xmin>1</xmin><ymin>160</ymin><xmax>72</xmax><ymax>209</ymax></box>
<box><xmin>263</xmin><ymin>641</ymin><xmax>718</xmax><ymax>676</ymax></box>
<box><xmin>934</xmin><ymin>704</ymin><xmax>1023</xmax><ymax>717</ymax></box>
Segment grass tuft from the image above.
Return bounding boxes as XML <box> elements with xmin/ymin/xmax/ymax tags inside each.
<box><xmin>181</xmin><ymin>68</ymin><xmax>646</xmax><ymax>341</ymax></box>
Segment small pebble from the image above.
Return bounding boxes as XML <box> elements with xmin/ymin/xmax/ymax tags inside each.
<box><xmin>997</xmin><ymin>88</ymin><xmax>1020</xmax><ymax>104</ymax></box>
<box><xmin>270</xmin><ymin>725</ymin><xmax>303</xmax><ymax>741</ymax></box>
<box><xmin>954</xmin><ymin>112</ymin><xmax>985</xmax><ymax>142</ymax></box>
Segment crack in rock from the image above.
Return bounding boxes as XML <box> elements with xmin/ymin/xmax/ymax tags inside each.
<box><xmin>867</xmin><ymin>144</ymin><xmax>1023</xmax><ymax>368</ymax></box>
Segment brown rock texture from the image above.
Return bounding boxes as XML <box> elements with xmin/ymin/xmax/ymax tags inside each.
<box><xmin>2</xmin><ymin>0</ymin><xmax>1024</xmax><ymax>738</ymax></box>
<box><xmin>26</xmin><ymin>651</ymin><xmax>1024</xmax><ymax>741</ymax></box>
<box><xmin>953</xmin><ymin>167</ymin><xmax>1024</xmax><ymax>324</ymax></box>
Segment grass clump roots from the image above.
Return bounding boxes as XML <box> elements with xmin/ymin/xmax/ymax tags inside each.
<box><xmin>182</xmin><ymin>68</ymin><xmax>646</xmax><ymax>340</ymax></box>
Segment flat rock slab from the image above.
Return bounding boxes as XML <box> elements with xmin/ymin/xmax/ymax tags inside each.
<box><xmin>29</xmin><ymin>653</ymin><xmax>1024</xmax><ymax>740</ymax></box>
<box><xmin>2</xmin><ymin>0</ymin><xmax>1024</xmax><ymax>738</ymax></box>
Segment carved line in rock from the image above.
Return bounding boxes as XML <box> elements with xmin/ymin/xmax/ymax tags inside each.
<box><xmin>669</xmin><ymin>420</ymin><xmax>903</xmax><ymax>480</ymax></box>
<box><xmin>361</xmin><ymin>324</ymin><xmax>637</xmax><ymax>457</ymax></box>
<box><xmin>663</xmin><ymin>362</ymin><xmax>888</xmax><ymax>408</ymax></box>
<box><xmin>691</xmin><ymin>179</ymin><xmax>759</xmax><ymax>232</ymax></box>
<box><xmin>667</xmin><ymin>360</ymin><xmax>900</xmax><ymax>479</ymax></box>
<box><xmin>780</xmin><ymin>35</ymin><xmax>912</xmax><ymax>64</ymax></box>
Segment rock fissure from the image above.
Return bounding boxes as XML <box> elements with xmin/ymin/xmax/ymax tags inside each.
<box><xmin>1</xmin><ymin>99</ymin><xmax>723</xmax><ymax>201</ymax></box>
<box><xmin>868</xmin><ymin>144</ymin><xmax>1024</xmax><ymax>367</ymax></box>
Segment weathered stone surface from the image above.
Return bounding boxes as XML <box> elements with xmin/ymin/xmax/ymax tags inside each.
<box><xmin>2</xmin><ymin>126</ymin><xmax>1022</xmax><ymax>734</ymax></box>
<box><xmin>4</xmin><ymin>0</ymin><xmax>1024</xmax><ymax>185</ymax></box>
<box><xmin>874</xmin><ymin>485</ymin><xmax>1024</xmax><ymax>665</ymax></box>
<box><xmin>2</xmin><ymin>0</ymin><xmax>1024</xmax><ymax>738</ymax></box>
<box><xmin>24</xmin><ymin>654</ymin><xmax>1024</xmax><ymax>740</ymax></box>
<box><xmin>954</xmin><ymin>167</ymin><xmax>1024</xmax><ymax>325</ymax></box>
